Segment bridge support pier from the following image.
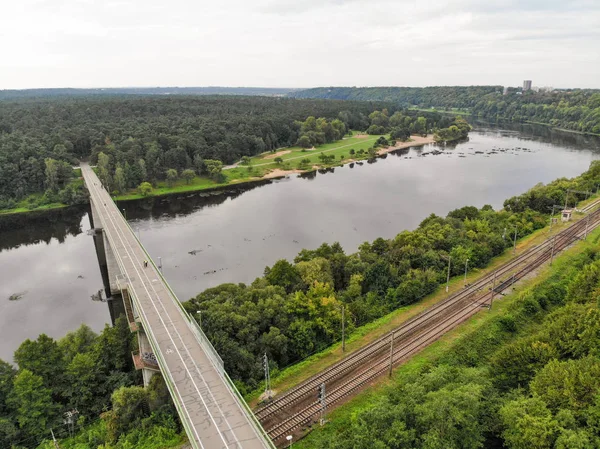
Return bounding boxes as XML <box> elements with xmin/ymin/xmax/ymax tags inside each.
<box><xmin>89</xmin><ymin>199</ymin><xmax>122</xmax><ymax>296</ymax></box>
<box><xmin>117</xmin><ymin>277</ymin><xmax>158</xmax><ymax>386</ymax></box>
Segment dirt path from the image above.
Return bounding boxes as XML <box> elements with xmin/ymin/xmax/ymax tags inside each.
<box><xmin>263</xmin><ymin>169</ymin><xmax>304</xmax><ymax>179</ymax></box>
<box><xmin>264</xmin><ymin>150</ymin><xmax>292</xmax><ymax>159</ymax></box>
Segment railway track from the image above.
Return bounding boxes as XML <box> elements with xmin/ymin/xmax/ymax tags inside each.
<box><xmin>259</xmin><ymin>205</ymin><xmax>600</xmax><ymax>444</ymax></box>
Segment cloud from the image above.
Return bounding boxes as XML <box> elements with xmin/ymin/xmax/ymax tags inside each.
<box><xmin>0</xmin><ymin>0</ymin><xmax>598</xmax><ymax>89</ymax></box>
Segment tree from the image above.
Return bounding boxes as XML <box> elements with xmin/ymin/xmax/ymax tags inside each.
<box><xmin>97</xmin><ymin>152</ymin><xmax>112</xmax><ymax>190</ymax></box>
<box><xmin>297</xmin><ymin>135</ymin><xmax>312</xmax><ymax>148</ymax></box>
<box><xmin>59</xmin><ymin>324</ymin><xmax>97</xmax><ymax>363</ymax></box>
<box><xmin>296</xmin><ymin>257</ymin><xmax>334</xmax><ymax>286</ymax></box>
<box><xmin>138</xmin><ymin>181</ymin><xmax>153</xmax><ymax>196</ymax></box>
<box><xmin>14</xmin><ymin>334</ymin><xmax>65</xmax><ymax>392</ymax></box>
<box><xmin>44</xmin><ymin>158</ymin><xmax>60</xmax><ymax>192</ymax></box>
<box><xmin>500</xmin><ymin>396</ymin><xmax>559</xmax><ymax>449</ymax></box>
<box><xmin>0</xmin><ymin>360</ymin><xmax>16</xmax><ymax>416</ymax></box>
<box><xmin>274</xmin><ymin>157</ymin><xmax>284</xmax><ymax>165</ymax></box>
<box><xmin>166</xmin><ymin>168</ymin><xmax>178</xmax><ymax>187</ymax></box>
<box><xmin>416</xmin><ymin>383</ymin><xmax>486</xmax><ymax>449</ymax></box>
<box><xmin>0</xmin><ymin>418</ymin><xmax>18</xmax><ymax>449</ymax></box>
<box><xmin>182</xmin><ymin>168</ymin><xmax>195</xmax><ymax>184</ymax></box>
<box><xmin>204</xmin><ymin>159</ymin><xmax>224</xmax><ymax>182</ymax></box>
<box><xmin>240</xmin><ymin>156</ymin><xmax>251</xmax><ymax>166</ymax></box>
<box><xmin>64</xmin><ymin>352</ymin><xmax>100</xmax><ymax>414</ymax></box>
<box><xmin>265</xmin><ymin>260</ymin><xmax>305</xmax><ymax>293</ymax></box>
<box><xmin>7</xmin><ymin>370</ymin><xmax>56</xmax><ymax>440</ymax></box>
<box><xmin>137</xmin><ymin>159</ymin><xmax>147</xmax><ymax>182</ymax></box>
<box><xmin>114</xmin><ymin>163</ymin><xmax>126</xmax><ymax>193</ymax></box>
<box><xmin>414</xmin><ymin>116</ymin><xmax>428</xmax><ymax>135</ymax></box>
<box><xmin>530</xmin><ymin>356</ymin><xmax>600</xmax><ymax>413</ymax></box>
<box><xmin>105</xmin><ymin>386</ymin><xmax>149</xmax><ymax>442</ymax></box>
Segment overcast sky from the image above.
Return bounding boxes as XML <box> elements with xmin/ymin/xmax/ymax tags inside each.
<box><xmin>1</xmin><ymin>0</ymin><xmax>599</xmax><ymax>90</ymax></box>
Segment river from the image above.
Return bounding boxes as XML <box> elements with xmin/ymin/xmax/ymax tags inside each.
<box><xmin>1</xmin><ymin>124</ymin><xmax>600</xmax><ymax>361</ymax></box>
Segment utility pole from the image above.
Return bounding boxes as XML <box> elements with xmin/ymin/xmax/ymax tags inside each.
<box><xmin>63</xmin><ymin>409</ymin><xmax>79</xmax><ymax>438</ymax></box>
<box><xmin>585</xmin><ymin>213</ymin><xmax>590</xmax><ymax>240</ymax></box>
<box><xmin>463</xmin><ymin>259</ymin><xmax>469</xmax><ymax>287</ymax></box>
<box><xmin>388</xmin><ymin>333</ymin><xmax>394</xmax><ymax>378</ymax></box>
<box><xmin>490</xmin><ymin>271</ymin><xmax>497</xmax><ymax>310</ymax></box>
<box><xmin>341</xmin><ymin>305</ymin><xmax>345</xmax><ymax>353</ymax></box>
<box><xmin>550</xmin><ymin>235</ymin><xmax>557</xmax><ymax>266</ymax></box>
<box><xmin>51</xmin><ymin>429</ymin><xmax>60</xmax><ymax>449</ymax></box>
<box><xmin>158</xmin><ymin>256</ymin><xmax>163</xmax><ymax>274</ymax></box>
<box><xmin>263</xmin><ymin>353</ymin><xmax>271</xmax><ymax>400</ymax></box>
<box><xmin>318</xmin><ymin>383</ymin><xmax>326</xmax><ymax>425</ymax></box>
<box><xmin>445</xmin><ymin>255</ymin><xmax>451</xmax><ymax>293</ymax></box>
<box><xmin>513</xmin><ymin>225</ymin><xmax>518</xmax><ymax>255</ymax></box>
<box><xmin>549</xmin><ymin>205</ymin><xmax>557</xmax><ymax>231</ymax></box>
<box><xmin>197</xmin><ymin>310</ymin><xmax>202</xmax><ymax>328</ymax></box>
<box><xmin>564</xmin><ymin>189</ymin><xmax>569</xmax><ymax>211</ymax></box>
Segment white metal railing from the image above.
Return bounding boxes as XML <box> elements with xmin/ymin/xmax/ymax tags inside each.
<box><xmin>187</xmin><ymin>316</ymin><xmax>224</xmax><ymax>375</ymax></box>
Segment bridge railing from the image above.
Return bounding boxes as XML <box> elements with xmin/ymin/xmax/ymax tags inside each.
<box><xmin>86</xmin><ymin>173</ymin><xmax>274</xmax><ymax>449</ymax></box>
<box><xmin>123</xmin><ymin>215</ymin><xmax>276</xmax><ymax>448</ymax></box>
<box><xmin>94</xmin><ymin>219</ymin><xmax>202</xmax><ymax>449</ymax></box>
<box><xmin>187</xmin><ymin>314</ymin><xmax>225</xmax><ymax>375</ymax></box>
<box><xmin>223</xmin><ymin>371</ymin><xmax>278</xmax><ymax>448</ymax></box>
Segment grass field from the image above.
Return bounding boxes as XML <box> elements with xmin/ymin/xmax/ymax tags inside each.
<box><xmin>293</xmin><ymin>222</ymin><xmax>600</xmax><ymax>448</ymax></box>
<box><xmin>3</xmin><ymin>133</ymin><xmax>424</xmax><ymax>209</ymax></box>
<box><xmin>115</xmin><ymin>133</ymin><xmax>397</xmax><ymax>201</ymax></box>
<box><xmin>223</xmin><ymin>132</ymin><xmax>383</xmax><ymax>180</ymax></box>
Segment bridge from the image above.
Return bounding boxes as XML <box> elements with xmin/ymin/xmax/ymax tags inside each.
<box><xmin>81</xmin><ymin>164</ymin><xmax>274</xmax><ymax>449</ymax></box>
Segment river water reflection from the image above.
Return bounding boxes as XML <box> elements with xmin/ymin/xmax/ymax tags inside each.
<box><xmin>1</xmin><ymin>124</ymin><xmax>599</xmax><ymax>361</ymax></box>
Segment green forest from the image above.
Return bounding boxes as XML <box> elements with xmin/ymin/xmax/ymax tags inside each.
<box><xmin>291</xmin><ymin>86</ymin><xmax>600</xmax><ymax>135</ymax></box>
<box><xmin>0</xmin><ymin>317</ymin><xmax>184</xmax><ymax>449</ymax></box>
<box><xmin>0</xmin><ymin>96</ymin><xmax>387</xmax><ymax>210</ymax></box>
<box><xmin>182</xmin><ymin>161</ymin><xmax>600</xmax><ymax>392</ymax></box>
<box><xmin>0</xmin><ymin>95</ymin><xmax>468</xmax><ymax>212</ymax></box>
<box><xmin>299</xmin><ymin>221</ymin><xmax>600</xmax><ymax>449</ymax></box>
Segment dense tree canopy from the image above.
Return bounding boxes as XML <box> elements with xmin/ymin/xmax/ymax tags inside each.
<box><xmin>0</xmin><ymin>95</ymin><xmax>393</xmax><ymax>208</ymax></box>
<box><xmin>0</xmin><ymin>95</ymin><xmax>473</xmax><ymax>211</ymax></box>
<box><xmin>0</xmin><ymin>317</ymin><xmax>151</xmax><ymax>448</ymax></box>
<box><xmin>302</xmin><ymin>224</ymin><xmax>600</xmax><ymax>449</ymax></box>
<box><xmin>291</xmin><ymin>86</ymin><xmax>600</xmax><ymax>134</ymax></box>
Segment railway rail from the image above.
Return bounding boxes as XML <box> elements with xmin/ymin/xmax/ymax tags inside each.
<box><xmin>258</xmin><ymin>204</ymin><xmax>600</xmax><ymax>444</ymax></box>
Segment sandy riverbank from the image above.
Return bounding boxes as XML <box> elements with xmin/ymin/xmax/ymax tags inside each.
<box><xmin>377</xmin><ymin>134</ymin><xmax>435</xmax><ymax>155</ymax></box>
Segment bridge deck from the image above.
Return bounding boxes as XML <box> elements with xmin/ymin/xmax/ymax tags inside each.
<box><xmin>82</xmin><ymin>164</ymin><xmax>272</xmax><ymax>449</ymax></box>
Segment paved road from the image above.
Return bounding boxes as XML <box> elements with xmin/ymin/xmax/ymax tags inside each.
<box><xmin>81</xmin><ymin>164</ymin><xmax>272</xmax><ymax>449</ymax></box>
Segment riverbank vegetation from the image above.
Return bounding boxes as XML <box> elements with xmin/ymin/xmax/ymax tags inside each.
<box><xmin>291</xmin><ymin>86</ymin><xmax>600</xmax><ymax>135</ymax></box>
<box><xmin>182</xmin><ymin>161</ymin><xmax>600</xmax><ymax>395</ymax></box>
<box><xmin>0</xmin><ymin>95</ymin><xmax>470</xmax><ymax>212</ymax></box>
<box><xmin>0</xmin><ymin>316</ymin><xmax>184</xmax><ymax>449</ymax></box>
<box><xmin>296</xmin><ymin>225</ymin><xmax>600</xmax><ymax>449</ymax></box>
<box><xmin>0</xmin><ymin>95</ymin><xmax>391</xmax><ymax>212</ymax></box>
